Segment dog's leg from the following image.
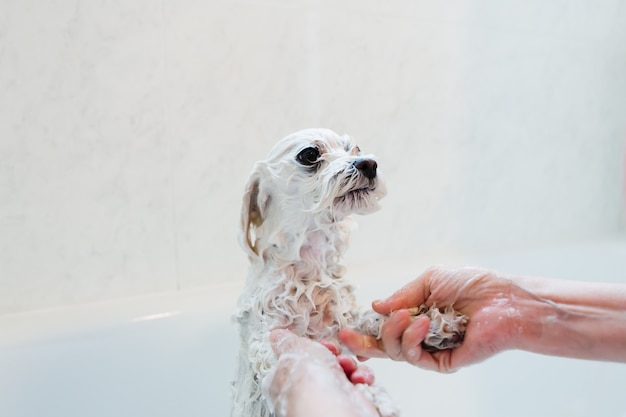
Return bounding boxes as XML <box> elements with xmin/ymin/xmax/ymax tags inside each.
<box><xmin>352</xmin><ymin>306</ymin><xmax>468</xmax><ymax>352</ymax></box>
<box><xmin>231</xmin><ymin>351</ymin><xmax>270</xmax><ymax>417</ymax></box>
<box><xmin>232</xmin><ymin>311</ymin><xmax>275</xmax><ymax>417</ymax></box>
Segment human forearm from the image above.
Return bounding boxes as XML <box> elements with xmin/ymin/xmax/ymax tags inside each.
<box><xmin>509</xmin><ymin>276</ymin><xmax>626</xmax><ymax>362</ymax></box>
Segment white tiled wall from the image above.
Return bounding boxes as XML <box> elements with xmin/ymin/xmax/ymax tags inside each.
<box><xmin>1</xmin><ymin>0</ymin><xmax>625</xmax><ymax>315</ymax></box>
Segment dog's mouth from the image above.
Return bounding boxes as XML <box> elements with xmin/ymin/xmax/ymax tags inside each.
<box><xmin>347</xmin><ymin>186</ymin><xmax>374</xmax><ymax>197</ymax></box>
<box><xmin>325</xmin><ymin>170</ymin><xmax>385</xmax><ymax>215</ymax></box>
<box><xmin>335</xmin><ymin>185</ymin><xmax>375</xmax><ymax>204</ymax></box>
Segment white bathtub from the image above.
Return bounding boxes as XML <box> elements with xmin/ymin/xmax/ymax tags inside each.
<box><xmin>1</xmin><ymin>237</ymin><xmax>626</xmax><ymax>417</ymax></box>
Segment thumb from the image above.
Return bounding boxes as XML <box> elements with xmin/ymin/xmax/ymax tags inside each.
<box><xmin>371</xmin><ymin>297</ymin><xmax>394</xmax><ymax>314</ymax></box>
<box><xmin>372</xmin><ymin>278</ymin><xmax>429</xmax><ymax>314</ymax></box>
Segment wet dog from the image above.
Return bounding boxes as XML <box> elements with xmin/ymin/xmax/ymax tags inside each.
<box><xmin>232</xmin><ymin>128</ymin><xmax>466</xmax><ymax>417</ymax></box>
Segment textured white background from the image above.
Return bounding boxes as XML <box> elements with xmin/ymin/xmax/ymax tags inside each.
<box><xmin>1</xmin><ymin>0</ymin><xmax>625</xmax><ymax>314</ymax></box>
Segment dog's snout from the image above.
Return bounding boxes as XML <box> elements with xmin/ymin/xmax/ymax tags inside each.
<box><xmin>353</xmin><ymin>158</ymin><xmax>377</xmax><ymax>180</ymax></box>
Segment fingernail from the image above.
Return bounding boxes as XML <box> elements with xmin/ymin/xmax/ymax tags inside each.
<box><xmin>372</xmin><ymin>299</ymin><xmax>388</xmax><ymax>311</ymax></box>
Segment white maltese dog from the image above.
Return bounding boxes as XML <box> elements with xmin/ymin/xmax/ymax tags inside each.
<box><xmin>232</xmin><ymin>129</ymin><xmax>467</xmax><ymax>417</ymax></box>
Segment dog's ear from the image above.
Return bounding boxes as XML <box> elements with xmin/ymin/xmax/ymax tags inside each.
<box><xmin>239</xmin><ymin>169</ymin><xmax>271</xmax><ymax>257</ymax></box>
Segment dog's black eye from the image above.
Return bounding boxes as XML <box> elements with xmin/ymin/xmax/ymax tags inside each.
<box><xmin>296</xmin><ymin>147</ymin><xmax>321</xmax><ymax>167</ymax></box>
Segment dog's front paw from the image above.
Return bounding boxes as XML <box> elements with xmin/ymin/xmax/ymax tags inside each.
<box><xmin>351</xmin><ymin>305</ymin><xmax>468</xmax><ymax>352</ymax></box>
<box><xmin>352</xmin><ymin>308</ymin><xmax>386</xmax><ymax>337</ymax></box>
<box><xmin>407</xmin><ymin>305</ymin><xmax>468</xmax><ymax>352</ymax></box>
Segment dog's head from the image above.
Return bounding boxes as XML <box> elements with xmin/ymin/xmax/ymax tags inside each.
<box><xmin>240</xmin><ymin>128</ymin><xmax>386</xmax><ymax>259</ymax></box>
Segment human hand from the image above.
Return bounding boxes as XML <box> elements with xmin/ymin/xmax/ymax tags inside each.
<box><xmin>263</xmin><ymin>329</ymin><xmax>379</xmax><ymax>417</ymax></box>
<box><xmin>339</xmin><ymin>266</ymin><xmax>525</xmax><ymax>372</ymax></box>
<box><xmin>320</xmin><ymin>339</ymin><xmax>375</xmax><ymax>385</ymax></box>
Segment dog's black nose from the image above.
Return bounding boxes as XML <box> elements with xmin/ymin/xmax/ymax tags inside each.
<box><xmin>354</xmin><ymin>158</ymin><xmax>378</xmax><ymax>180</ymax></box>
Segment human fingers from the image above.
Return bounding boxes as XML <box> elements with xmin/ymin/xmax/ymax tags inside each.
<box><xmin>320</xmin><ymin>340</ymin><xmax>342</xmax><ymax>356</ymax></box>
<box><xmin>399</xmin><ymin>315</ymin><xmax>433</xmax><ymax>365</ymax></box>
<box><xmin>323</xmin><ymin>340</ymin><xmax>369</xmax><ymax>382</ymax></box>
<box><xmin>333</xmin><ymin>349</ymin><xmax>356</xmax><ymax>375</ymax></box>
<box><xmin>379</xmin><ymin>310</ymin><xmax>413</xmax><ymax>361</ymax></box>
<box><xmin>335</xmin><ymin>354</ymin><xmax>376</xmax><ymax>385</ymax></box>
<box><xmin>375</xmin><ymin>313</ymin><xmax>462</xmax><ymax>373</ymax></box>
<box><xmin>373</xmin><ymin>266</ymin><xmax>493</xmax><ymax>316</ymax></box>
<box><xmin>337</xmin><ymin>355</ymin><xmax>357</xmax><ymax>375</ymax></box>
<box><xmin>338</xmin><ymin>328</ymin><xmax>387</xmax><ymax>359</ymax></box>
<box><xmin>338</xmin><ymin>310</ymin><xmax>413</xmax><ymax>360</ymax></box>
<box><xmin>349</xmin><ymin>363</ymin><xmax>376</xmax><ymax>385</ymax></box>
<box><xmin>371</xmin><ymin>269</ymin><xmax>436</xmax><ymax>315</ymax></box>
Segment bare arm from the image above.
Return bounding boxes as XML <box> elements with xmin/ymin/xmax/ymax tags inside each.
<box><xmin>340</xmin><ymin>267</ymin><xmax>626</xmax><ymax>372</ymax></box>
<box><xmin>512</xmin><ymin>275</ymin><xmax>626</xmax><ymax>362</ymax></box>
